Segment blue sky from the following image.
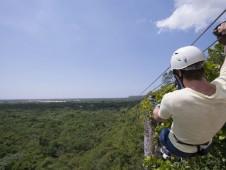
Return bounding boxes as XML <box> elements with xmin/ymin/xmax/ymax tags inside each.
<box><xmin>1</xmin><ymin>0</ymin><xmax>226</xmax><ymax>99</ymax></box>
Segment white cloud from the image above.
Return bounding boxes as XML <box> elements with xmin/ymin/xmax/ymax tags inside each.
<box><xmin>156</xmin><ymin>0</ymin><xmax>226</xmax><ymax>33</ymax></box>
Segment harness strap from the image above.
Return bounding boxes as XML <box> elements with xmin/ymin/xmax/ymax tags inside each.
<box><xmin>173</xmin><ymin>134</ymin><xmax>210</xmax><ymax>156</ymax></box>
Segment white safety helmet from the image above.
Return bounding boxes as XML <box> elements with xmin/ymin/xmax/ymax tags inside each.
<box><xmin>170</xmin><ymin>46</ymin><xmax>205</xmax><ymax>70</ymax></box>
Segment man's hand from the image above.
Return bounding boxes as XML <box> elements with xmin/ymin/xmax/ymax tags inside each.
<box><xmin>213</xmin><ymin>21</ymin><xmax>226</xmax><ymax>45</ymax></box>
<box><xmin>153</xmin><ymin>106</ymin><xmax>164</xmax><ymax>123</ymax></box>
<box><xmin>148</xmin><ymin>95</ymin><xmax>159</xmax><ymax>108</ymax></box>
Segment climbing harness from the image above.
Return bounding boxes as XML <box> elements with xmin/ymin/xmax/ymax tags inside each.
<box><xmin>173</xmin><ymin>134</ymin><xmax>211</xmax><ymax>156</ymax></box>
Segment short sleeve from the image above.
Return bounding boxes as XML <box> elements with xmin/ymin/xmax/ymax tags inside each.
<box><xmin>158</xmin><ymin>93</ymin><xmax>173</xmax><ymax>120</ymax></box>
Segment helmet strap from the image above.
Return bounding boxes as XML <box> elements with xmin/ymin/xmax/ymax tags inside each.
<box><xmin>173</xmin><ymin>70</ymin><xmax>184</xmax><ymax>90</ymax></box>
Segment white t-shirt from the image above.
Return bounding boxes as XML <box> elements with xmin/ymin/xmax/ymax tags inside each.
<box><xmin>158</xmin><ymin>67</ymin><xmax>226</xmax><ymax>153</ymax></box>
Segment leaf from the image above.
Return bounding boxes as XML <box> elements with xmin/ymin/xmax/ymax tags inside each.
<box><xmin>219</xmin><ymin>135</ymin><xmax>226</xmax><ymax>140</ymax></box>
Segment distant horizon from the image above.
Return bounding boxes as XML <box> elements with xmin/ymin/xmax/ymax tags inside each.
<box><xmin>0</xmin><ymin>95</ymin><xmax>145</xmax><ymax>101</ymax></box>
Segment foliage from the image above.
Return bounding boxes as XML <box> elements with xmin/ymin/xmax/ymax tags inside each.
<box><xmin>0</xmin><ymin>101</ymin><xmax>144</xmax><ymax>170</ymax></box>
<box><xmin>205</xmin><ymin>43</ymin><xmax>225</xmax><ymax>82</ymax></box>
<box><xmin>140</xmin><ymin>85</ymin><xmax>175</xmax><ymax>113</ymax></box>
<box><xmin>162</xmin><ymin>70</ymin><xmax>175</xmax><ymax>86</ymax></box>
<box><xmin>141</xmin><ymin>43</ymin><xmax>226</xmax><ymax>169</ymax></box>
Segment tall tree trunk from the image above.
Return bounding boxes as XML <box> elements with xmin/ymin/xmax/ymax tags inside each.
<box><xmin>144</xmin><ymin>113</ymin><xmax>153</xmax><ymax>157</ymax></box>
<box><xmin>144</xmin><ymin>113</ymin><xmax>162</xmax><ymax>158</ymax></box>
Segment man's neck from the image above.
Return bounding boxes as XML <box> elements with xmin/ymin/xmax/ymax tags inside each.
<box><xmin>183</xmin><ymin>78</ymin><xmax>216</xmax><ymax>96</ymax></box>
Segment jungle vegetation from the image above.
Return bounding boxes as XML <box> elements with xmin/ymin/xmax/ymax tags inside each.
<box><xmin>0</xmin><ymin>101</ymin><xmax>144</xmax><ymax>170</ymax></box>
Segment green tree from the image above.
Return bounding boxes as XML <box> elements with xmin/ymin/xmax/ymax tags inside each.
<box><xmin>205</xmin><ymin>43</ymin><xmax>224</xmax><ymax>82</ymax></box>
<box><xmin>162</xmin><ymin>70</ymin><xmax>174</xmax><ymax>86</ymax></box>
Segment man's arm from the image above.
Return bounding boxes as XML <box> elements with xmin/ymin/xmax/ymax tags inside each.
<box><xmin>222</xmin><ymin>46</ymin><xmax>226</xmax><ymax>70</ymax></box>
<box><xmin>221</xmin><ymin>45</ymin><xmax>226</xmax><ymax>69</ymax></box>
<box><xmin>152</xmin><ymin>93</ymin><xmax>172</xmax><ymax>123</ymax></box>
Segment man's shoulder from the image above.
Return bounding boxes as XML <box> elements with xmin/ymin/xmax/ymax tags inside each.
<box><xmin>162</xmin><ymin>89</ymin><xmax>193</xmax><ymax>104</ymax></box>
<box><xmin>163</xmin><ymin>89</ymin><xmax>190</xmax><ymax>97</ymax></box>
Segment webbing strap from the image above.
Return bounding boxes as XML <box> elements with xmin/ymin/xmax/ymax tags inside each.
<box><xmin>173</xmin><ymin>134</ymin><xmax>210</xmax><ymax>156</ymax></box>
<box><xmin>173</xmin><ymin>134</ymin><xmax>209</xmax><ymax>147</ymax></box>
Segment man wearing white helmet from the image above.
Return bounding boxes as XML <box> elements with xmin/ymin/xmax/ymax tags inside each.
<box><xmin>153</xmin><ymin>21</ymin><xmax>226</xmax><ymax>158</ymax></box>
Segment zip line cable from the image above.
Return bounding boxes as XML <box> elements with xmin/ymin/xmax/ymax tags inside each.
<box><xmin>203</xmin><ymin>39</ymin><xmax>219</xmax><ymax>52</ymax></box>
<box><xmin>127</xmin><ymin>68</ymin><xmax>170</xmax><ymax>108</ymax></box>
<box><xmin>130</xmin><ymin>81</ymin><xmax>168</xmax><ymax>106</ymax></box>
<box><xmin>137</xmin><ymin>66</ymin><xmax>170</xmax><ymax>97</ymax></box>
<box><xmin>128</xmin><ymin>10</ymin><xmax>226</xmax><ymax>108</ymax></box>
<box><xmin>127</xmin><ymin>67</ymin><xmax>170</xmax><ymax>108</ymax></box>
<box><xmin>191</xmin><ymin>9</ymin><xmax>226</xmax><ymax>46</ymax></box>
